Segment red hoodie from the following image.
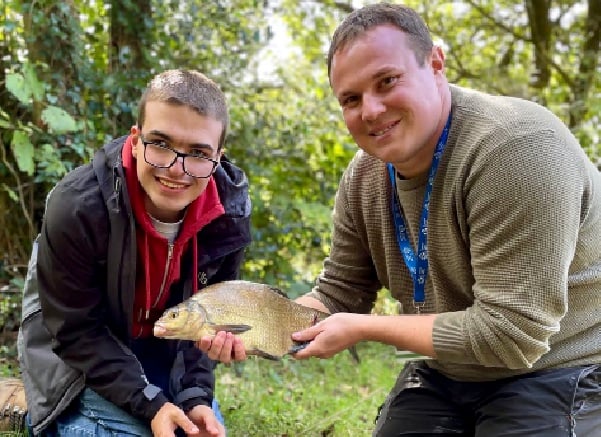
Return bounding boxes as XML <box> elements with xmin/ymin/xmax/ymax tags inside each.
<box><xmin>121</xmin><ymin>136</ymin><xmax>225</xmax><ymax>338</ymax></box>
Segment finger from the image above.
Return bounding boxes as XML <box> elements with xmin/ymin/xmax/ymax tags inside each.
<box><xmin>291</xmin><ymin>324</ymin><xmax>320</xmax><ymax>342</ymax></box>
<box><xmin>152</xmin><ymin>404</ymin><xmax>199</xmax><ymax>437</ymax></box>
<box><xmin>217</xmin><ymin>332</ymin><xmax>234</xmax><ymax>364</ymax></box>
<box><xmin>173</xmin><ymin>412</ymin><xmax>200</xmax><ymax>436</ymax></box>
<box><xmin>196</xmin><ymin>336</ymin><xmax>214</xmax><ymax>353</ymax></box>
<box><xmin>231</xmin><ymin>336</ymin><xmax>247</xmax><ymax>361</ymax></box>
<box><xmin>291</xmin><ymin>341</ymin><xmax>316</xmax><ymax>360</ymax></box>
<box><xmin>199</xmin><ymin>413</ymin><xmax>222</xmax><ymax>437</ymax></box>
<box><xmin>207</xmin><ymin>331</ymin><xmax>227</xmax><ymax>361</ymax></box>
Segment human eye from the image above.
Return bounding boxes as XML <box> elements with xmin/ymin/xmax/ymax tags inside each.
<box><xmin>380</xmin><ymin>75</ymin><xmax>399</xmax><ymax>89</ymax></box>
<box><xmin>340</xmin><ymin>95</ymin><xmax>359</xmax><ymax>108</ymax></box>
<box><xmin>189</xmin><ymin>148</ymin><xmax>211</xmax><ymax>159</ymax></box>
<box><xmin>145</xmin><ymin>138</ymin><xmax>170</xmax><ymax>149</ymax></box>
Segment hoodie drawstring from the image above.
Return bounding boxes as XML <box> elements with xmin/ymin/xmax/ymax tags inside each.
<box><xmin>144</xmin><ymin>233</ymin><xmax>151</xmax><ymax>319</ymax></box>
<box><xmin>192</xmin><ymin>237</ymin><xmax>198</xmax><ymax>294</ymax></box>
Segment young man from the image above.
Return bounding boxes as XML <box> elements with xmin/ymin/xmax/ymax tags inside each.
<box><xmin>18</xmin><ymin>69</ymin><xmax>251</xmax><ymax>436</ymax></box>
<box><xmin>201</xmin><ymin>4</ymin><xmax>601</xmax><ymax>436</ymax></box>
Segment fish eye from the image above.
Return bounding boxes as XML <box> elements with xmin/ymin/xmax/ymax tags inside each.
<box><xmin>169</xmin><ymin>310</ymin><xmax>179</xmax><ymax>319</ymax></box>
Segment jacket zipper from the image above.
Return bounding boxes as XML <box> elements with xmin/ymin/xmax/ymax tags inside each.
<box><xmin>149</xmin><ymin>242</ymin><xmax>174</xmax><ymax>317</ymax></box>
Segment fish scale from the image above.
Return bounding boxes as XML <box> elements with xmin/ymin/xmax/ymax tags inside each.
<box><xmin>153</xmin><ymin>280</ymin><xmax>327</xmax><ymax>360</ymax></box>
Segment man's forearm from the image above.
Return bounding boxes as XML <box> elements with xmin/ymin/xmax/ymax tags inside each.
<box><xmin>361</xmin><ymin>314</ymin><xmax>437</xmax><ymax>358</ymax></box>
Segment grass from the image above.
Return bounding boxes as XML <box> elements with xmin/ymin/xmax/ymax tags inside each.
<box><xmin>215</xmin><ymin>341</ymin><xmax>404</xmax><ymax>436</ymax></box>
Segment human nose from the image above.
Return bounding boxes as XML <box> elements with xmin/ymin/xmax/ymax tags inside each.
<box><xmin>168</xmin><ymin>155</ymin><xmax>186</xmax><ymax>176</ymax></box>
<box><xmin>361</xmin><ymin>94</ymin><xmax>385</xmax><ymax>121</ymax></box>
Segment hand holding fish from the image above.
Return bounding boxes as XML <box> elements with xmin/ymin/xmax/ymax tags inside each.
<box><xmin>196</xmin><ymin>331</ymin><xmax>247</xmax><ymax>363</ymax></box>
<box><xmin>291</xmin><ymin>312</ymin><xmax>368</xmax><ymax>360</ymax></box>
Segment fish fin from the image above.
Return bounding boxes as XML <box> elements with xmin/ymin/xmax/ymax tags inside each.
<box><xmin>287</xmin><ymin>341</ymin><xmax>310</xmax><ymax>355</ymax></box>
<box><xmin>248</xmin><ymin>349</ymin><xmax>281</xmax><ymax>361</ymax></box>
<box><xmin>348</xmin><ymin>345</ymin><xmax>361</xmax><ymax>364</ymax></box>
<box><xmin>233</xmin><ymin>361</ymin><xmax>245</xmax><ymax>377</ymax></box>
<box><xmin>212</xmin><ymin>324</ymin><xmax>252</xmax><ymax>334</ymax></box>
<box><xmin>286</xmin><ymin>342</ymin><xmax>361</xmax><ymax>364</ymax></box>
<box><xmin>268</xmin><ymin>286</ymin><xmax>288</xmax><ymax>298</ymax></box>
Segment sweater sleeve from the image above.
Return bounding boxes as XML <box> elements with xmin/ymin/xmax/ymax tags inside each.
<box><xmin>432</xmin><ymin>128</ymin><xmax>588</xmax><ymax>369</ymax></box>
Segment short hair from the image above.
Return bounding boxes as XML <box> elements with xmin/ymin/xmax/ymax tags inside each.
<box><xmin>327</xmin><ymin>3</ymin><xmax>433</xmax><ymax>79</ymax></box>
<box><xmin>137</xmin><ymin>70</ymin><xmax>229</xmax><ymax>151</ymax></box>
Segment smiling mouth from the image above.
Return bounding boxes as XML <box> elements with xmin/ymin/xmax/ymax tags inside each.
<box><xmin>369</xmin><ymin>120</ymin><xmax>399</xmax><ymax>136</ymax></box>
<box><xmin>158</xmin><ymin>178</ymin><xmax>187</xmax><ymax>189</ymax></box>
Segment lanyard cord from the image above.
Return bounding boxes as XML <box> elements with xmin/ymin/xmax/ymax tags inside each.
<box><xmin>387</xmin><ymin>113</ymin><xmax>452</xmax><ymax>312</ymax></box>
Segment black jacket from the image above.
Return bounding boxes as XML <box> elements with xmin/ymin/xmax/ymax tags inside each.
<box><xmin>18</xmin><ymin>136</ymin><xmax>251</xmax><ymax>434</ymax></box>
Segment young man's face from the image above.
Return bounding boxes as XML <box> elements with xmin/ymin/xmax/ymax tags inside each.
<box><xmin>330</xmin><ymin>25</ymin><xmax>448</xmax><ymax>178</ymax></box>
<box><xmin>131</xmin><ymin>101</ymin><xmax>223</xmax><ymax>222</ymax></box>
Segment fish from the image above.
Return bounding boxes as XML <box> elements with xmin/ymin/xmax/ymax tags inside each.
<box><xmin>153</xmin><ymin>280</ymin><xmax>330</xmax><ymax>360</ymax></box>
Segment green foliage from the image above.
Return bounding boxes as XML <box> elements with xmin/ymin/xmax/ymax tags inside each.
<box><xmin>0</xmin><ymin>0</ymin><xmax>599</xmax><ymax>307</ymax></box>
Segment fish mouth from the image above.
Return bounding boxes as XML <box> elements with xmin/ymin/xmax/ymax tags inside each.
<box><xmin>153</xmin><ymin>323</ymin><xmax>174</xmax><ymax>338</ymax></box>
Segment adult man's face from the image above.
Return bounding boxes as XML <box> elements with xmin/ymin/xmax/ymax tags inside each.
<box><xmin>131</xmin><ymin>101</ymin><xmax>223</xmax><ymax>222</ymax></box>
<box><xmin>330</xmin><ymin>25</ymin><xmax>448</xmax><ymax>178</ymax></box>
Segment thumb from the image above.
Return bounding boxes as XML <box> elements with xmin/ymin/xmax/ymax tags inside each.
<box><xmin>292</xmin><ymin>324</ymin><xmax>320</xmax><ymax>341</ymax></box>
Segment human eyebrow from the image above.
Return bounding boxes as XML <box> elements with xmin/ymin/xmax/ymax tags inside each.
<box><xmin>337</xmin><ymin>91</ymin><xmax>358</xmax><ymax>105</ymax></box>
<box><xmin>145</xmin><ymin>130</ymin><xmax>215</xmax><ymax>154</ymax></box>
<box><xmin>372</xmin><ymin>66</ymin><xmax>402</xmax><ymax>81</ymax></box>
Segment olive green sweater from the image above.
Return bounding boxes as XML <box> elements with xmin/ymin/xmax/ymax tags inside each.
<box><xmin>308</xmin><ymin>85</ymin><xmax>601</xmax><ymax>381</ymax></box>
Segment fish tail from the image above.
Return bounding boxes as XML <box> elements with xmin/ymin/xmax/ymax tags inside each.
<box><xmin>348</xmin><ymin>345</ymin><xmax>361</xmax><ymax>364</ymax></box>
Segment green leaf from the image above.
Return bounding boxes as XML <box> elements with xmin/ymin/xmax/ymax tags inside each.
<box><xmin>41</xmin><ymin>106</ymin><xmax>78</xmax><ymax>134</ymax></box>
<box><xmin>5</xmin><ymin>73</ymin><xmax>31</xmax><ymax>105</ymax></box>
<box><xmin>23</xmin><ymin>62</ymin><xmax>45</xmax><ymax>102</ymax></box>
<box><xmin>1</xmin><ymin>183</ymin><xmax>18</xmax><ymax>203</ymax></box>
<box><xmin>10</xmin><ymin>131</ymin><xmax>35</xmax><ymax>176</ymax></box>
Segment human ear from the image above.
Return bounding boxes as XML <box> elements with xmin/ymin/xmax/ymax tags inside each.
<box><xmin>130</xmin><ymin>125</ymin><xmax>140</xmax><ymax>156</ymax></box>
<box><xmin>431</xmin><ymin>46</ymin><xmax>445</xmax><ymax>72</ymax></box>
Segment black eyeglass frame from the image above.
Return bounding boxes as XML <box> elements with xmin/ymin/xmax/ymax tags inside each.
<box><xmin>139</xmin><ymin>135</ymin><xmax>219</xmax><ymax>179</ymax></box>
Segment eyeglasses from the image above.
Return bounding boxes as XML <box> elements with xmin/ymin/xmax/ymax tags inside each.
<box><xmin>139</xmin><ymin>135</ymin><xmax>219</xmax><ymax>179</ymax></box>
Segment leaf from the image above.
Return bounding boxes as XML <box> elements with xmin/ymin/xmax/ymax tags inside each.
<box><xmin>10</xmin><ymin>131</ymin><xmax>35</xmax><ymax>176</ymax></box>
<box><xmin>1</xmin><ymin>183</ymin><xmax>18</xmax><ymax>202</ymax></box>
<box><xmin>41</xmin><ymin>106</ymin><xmax>78</xmax><ymax>134</ymax></box>
<box><xmin>5</xmin><ymin>73</ymin><xmax>31</xmax><ymax>105</ymax></box>
<box><xmin>23</xmin><ymin>62</ymin><xmax>45</xmax><ymax>102</ymax></box>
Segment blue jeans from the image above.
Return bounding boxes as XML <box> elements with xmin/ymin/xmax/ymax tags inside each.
<box><xmin>374</xmin><ymin>360</ymin><xmax>601</xmax><ymax>436</ymax></box>
<box><xmin>31</xmin><ymin>389</ymin><xmax>224</xmax><ymax>436</ymax></box>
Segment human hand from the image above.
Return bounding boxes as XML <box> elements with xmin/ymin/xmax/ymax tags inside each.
<box><xmin>150</xmin><ymin>402</ymin><xmax>200</xmax><ymax>437</ymax></box>
<box><xmin>187</xmin><ymin>404</ymin><xmax>226</xmax><ymax>437</ymax></box>
<box><xmin>195</xmin><ymin>331</ymin><xmax>247</xmax><ymax>364</ymax></box>
<box><xmin>291</xmin><ymin>313</ymin><xmax>365</xmax><ymax>360</ymax></box>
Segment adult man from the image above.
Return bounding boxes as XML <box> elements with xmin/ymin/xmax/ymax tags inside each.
<box><xmin>18</xmin><ymin>69</ymin><xmax>251</xmax><ymax>436</ymax></box>
<box><xmin>202</xmin><ymin>3</ymin><xmax>601</xmax><ymax>436</ymax></box>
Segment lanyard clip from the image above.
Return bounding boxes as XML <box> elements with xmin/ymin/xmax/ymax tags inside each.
<box><xmin>413</xmin><ymin>300</ymin><xmax>425</xmax><ymax>315</ymax></box>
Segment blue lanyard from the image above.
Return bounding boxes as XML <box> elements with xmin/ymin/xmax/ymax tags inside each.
<box><xmin>387</xmin><ymin>113</ymin><xmax>452</xmax><ymax>312</ymax></box>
